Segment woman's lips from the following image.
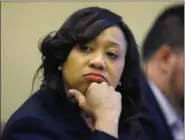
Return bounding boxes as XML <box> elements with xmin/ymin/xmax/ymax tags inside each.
<box><xmin>85</xmin><ymin>75</ymin><xmax>105</xmax><ymax>83</ymax></box>
<box><xmin>84</xmin><ymin>73</ymin><xmax>107</xmax><ymax>83</ymax></box>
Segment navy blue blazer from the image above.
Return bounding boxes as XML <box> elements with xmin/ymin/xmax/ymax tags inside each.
<box><xmin>1</xmin><ymin>86</ymin><xmax>149</xmax><ymax>140</ymax></box>
<box><xmin>139</xmin><ymin>74</ymin><xmax>174</xmax><ymax>140</ymax></box>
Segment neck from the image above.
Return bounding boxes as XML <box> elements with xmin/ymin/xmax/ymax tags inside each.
<box><xmin>144</xmin><ymin>62</ymin><xmax>184</xmax><ymax>116</ymax></box>
<box><xmin>143</xmin><ymin>62</ymin><xmax>166</xmax><ymax>94</ymax></box>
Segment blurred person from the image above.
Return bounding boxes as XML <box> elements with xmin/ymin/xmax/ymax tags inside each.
<box><xmin>1</xmin><ymin>7</ymin><xmax>151</xmax><ymax>140</ymax></box>
<box><xmin>141</xmin><ymin>4</ymin><xmax>184</xmax><ymax>140</ymax></box>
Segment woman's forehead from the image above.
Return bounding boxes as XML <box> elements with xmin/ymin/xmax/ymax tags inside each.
<box><xmin>88</xmin><ymin>26</ymin><xmax>127</xmax><ymax>49</ymax></box>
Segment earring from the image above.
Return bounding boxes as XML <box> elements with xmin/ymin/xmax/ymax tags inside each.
<box><xmin>118</xmin><ymin>81</ymin><xmax>122</xmax><ymax>86</ymax></box>
<box><xmin>58</xmin><ymin>66</ymin><xmax>62</xmax><ymax>70</ymax></box>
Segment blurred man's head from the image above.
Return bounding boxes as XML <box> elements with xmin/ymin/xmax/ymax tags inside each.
<box><xmin>142</xmin><ymin>5</ymin><xmax>184</xmax><ymax>110</ymax></box>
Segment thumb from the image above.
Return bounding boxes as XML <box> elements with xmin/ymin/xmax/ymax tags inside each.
<box><xmin>68</xmin><ymin>89</ymin><xmax>87</xmax><ymax>108</ymax></box>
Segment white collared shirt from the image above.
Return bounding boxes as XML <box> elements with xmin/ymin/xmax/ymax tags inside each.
<box><xmin>148</xmin><ymin>80</ymin><xmax>184</xmax><ymax>140</ymax></box>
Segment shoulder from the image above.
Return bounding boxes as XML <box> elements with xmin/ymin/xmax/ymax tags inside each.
<box><xmin>1</xmin><ymin>89</ymin><xmax>70</xmax><ymax>139</ymax></box>
<box><xmin>5</xmin><ymin>89</ymin><xmax>50</xmax><ymax>123</ymax></box>
<box><xmin>2</xmin><ymin>88</ymin><xmax>63</xmax><ymax>133</ymax></box>
<box><xmin>1</xmin><ymin>115</ymin><xmax>70</xmax><ymax>140</ymax></box>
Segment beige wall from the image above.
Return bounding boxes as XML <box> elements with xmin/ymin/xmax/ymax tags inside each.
<box><xmin>1</xmin><ymin>1</ymin><xmax>183</xmax><ymax>122</ymax></box>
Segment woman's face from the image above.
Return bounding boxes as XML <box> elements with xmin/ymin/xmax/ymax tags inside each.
<box><xmin>62</xmin><ymin>26</ymin><xmax>127</xmax><ymax>94</ymax></box>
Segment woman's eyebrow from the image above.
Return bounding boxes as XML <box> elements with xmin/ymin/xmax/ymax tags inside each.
<box><xmin>86</xmin><ymin>40</ymin><xmax>123</xmax><ymax>50</ymax></box>
<box><xmin>106</xmin><ymin>41</ymin><xmax>121</xmax><ymax>49</ymax></box>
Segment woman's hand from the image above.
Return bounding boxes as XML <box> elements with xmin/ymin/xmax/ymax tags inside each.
<box><xmin>69</xmin><ymin>82</ymin><xmax>122</xmax><ymax>138</ymax></box>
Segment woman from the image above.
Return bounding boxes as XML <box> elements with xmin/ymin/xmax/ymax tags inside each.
<box><xmin>2</xmin><ymin>7</ymin><xmax>147</xmax><ymax>140</ymax></box>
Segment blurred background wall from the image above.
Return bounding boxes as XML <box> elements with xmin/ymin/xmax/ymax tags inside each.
<box><xmin>1</xmin><ymin>1</ymin><xmax>184</xmax><ymax>123</ymax></box>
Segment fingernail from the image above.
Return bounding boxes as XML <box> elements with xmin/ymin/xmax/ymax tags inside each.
<box><xmin>68</xmin><ymin>89</ymin><xmax>74</xmax><ymax>94</ymax></box>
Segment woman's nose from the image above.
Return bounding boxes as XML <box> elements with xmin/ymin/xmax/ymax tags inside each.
<box><xmin>88</xmin><ymin>54</ymin><xmax>106</xmax><ymax>70</ymax></box>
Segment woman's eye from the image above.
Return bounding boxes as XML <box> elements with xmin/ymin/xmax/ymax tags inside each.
<box><xmin>78</xmin><ymin>45</ymin><xmax>92</xmax><ymax>53</ymax></box>
<box><xmin>107</xmin><ymin>52</ymin><xmax>119</xmax><ymax>60</ymax></box>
